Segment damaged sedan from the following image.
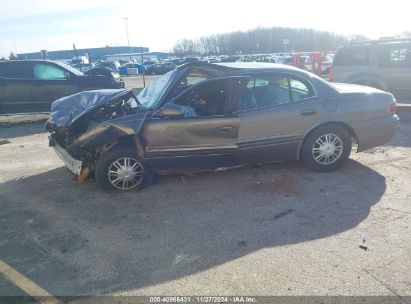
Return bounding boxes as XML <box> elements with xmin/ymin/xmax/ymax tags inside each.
<box><xmin>46</xmin><ymin>62</ymin><xmax>400</xmax><ymax>191</ymax></box>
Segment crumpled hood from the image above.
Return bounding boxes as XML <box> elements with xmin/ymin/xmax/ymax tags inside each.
<box><xmin>49</xmin><ymin>89</ymin><xmax>131</xmax><ymax>128</ymax></box>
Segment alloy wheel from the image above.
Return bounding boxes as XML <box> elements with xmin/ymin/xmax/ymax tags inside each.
<box><xmin>312</xmin><ymin>133</ymin><xmax>344</xmax><ymax>165</ymax></box>
<box><xmin>107</xmin><ymin>157</ymin><xmax>144</xmax><ymax>190</ymax></box>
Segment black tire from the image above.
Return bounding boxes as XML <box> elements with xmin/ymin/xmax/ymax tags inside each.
<box><xmin>302</xmin><ymin>125</ymin><xmax>352</xmax><ymax>172</ymax></box>
<box><xmin>95</xmin><ymin>145</ymin><xmax>153</xmax><ymax>191</ymax></box>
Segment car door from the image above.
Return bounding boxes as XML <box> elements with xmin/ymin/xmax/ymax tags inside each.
<box><xmin>376</xmin><ymin>44</ymin><xmax>411</xmax><ymax>101</ymax></box>
<box><xmin>0</xmin><ymin>61</ymin><xmax>33</xmax><ymax>113</ymax></box>
<box><xmin>28</xmin><ymin>62</ymin><xmax>77</xmax><ymax>111</ymax></box>
<box><xmin>236</xmin><ymin>72</ymin><xmax>323</xmax><ymax>164</ymax></box>
<box><xmin>143</xmin><ymin>77</ymin><xmax>247</xmax><ymax>170</ymax></box>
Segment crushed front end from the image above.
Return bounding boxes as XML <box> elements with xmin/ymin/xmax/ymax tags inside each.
<box><xmin>46</xmin><ymin>89</ymin><xmax>147</xmax><ymax>181</ymax></box>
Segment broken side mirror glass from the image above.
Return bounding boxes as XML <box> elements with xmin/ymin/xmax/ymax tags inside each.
<box><xmin>157</xmin><ymin>103</ymin><xmax>185</xmax><ymax>118</ymax></box>
<box><xmin>127</xmin><ymin>98</ymin><xmax>138</xmax><ymax>109</ymax></box>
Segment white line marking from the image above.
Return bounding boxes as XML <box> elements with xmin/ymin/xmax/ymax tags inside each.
<box><xmin>0</xmin><ymin>259</ymin><xmax>62</xmax><ymax>304</ymax></box>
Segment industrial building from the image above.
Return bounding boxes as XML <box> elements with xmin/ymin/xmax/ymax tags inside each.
<box><xmin>17</xmin><ymin>46</ymin><xmax>149</xmax><ymax>62</ymax></box>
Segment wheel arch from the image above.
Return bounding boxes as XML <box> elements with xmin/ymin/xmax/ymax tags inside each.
<box><xmin>102</xmin><ymin>134</ymin><xmax>144</xmax><ymax>160</ymax></box>
<box><xmin>347</xmin><ymin>74</ymin><xmax>388</xmax><ymax>91</ymax></box>
<box><xmin>296</xmin><ymin>121</ymin><xmax>358</xmax><ymax>160</ymax></box>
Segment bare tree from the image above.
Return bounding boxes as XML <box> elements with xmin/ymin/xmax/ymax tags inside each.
<box><xmin>172</xmin><ymin>26</ymin><xmax>367</xmax><ymax>56</ymax></box>
<box><xmin>9</xmin><ymin>52</ymin><xmax>17</xmax><ymax>60</ymax></box>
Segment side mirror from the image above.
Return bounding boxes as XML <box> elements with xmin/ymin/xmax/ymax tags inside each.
<box><xmin>157</xmin><ymin>103</ymin><xmax>185</xmax><ymax>118</ymax></box>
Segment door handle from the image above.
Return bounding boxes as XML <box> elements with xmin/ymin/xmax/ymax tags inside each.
<box><xmin>300</xmin><ymin>108</ymin><xmax>317</xmax><ymax>115</ymax></box>
<box><xmin>217</xmin><ymin>125</ymin><xmax>234</xmax><ymax>133</ymax></box>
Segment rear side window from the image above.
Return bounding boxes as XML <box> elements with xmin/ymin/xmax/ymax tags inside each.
<box><xmin>377</xmin><ymin>45</ymin><xmax>411</xmax><ymax>67</ymax></box>
<box><xmin>33</xmin><ymin>64</ymin><xmax>67</xmax><ymax>80</ymax></box>
<box><xmin>239</xmin><ymin>75</ymin><xmax>314</xmax><ymax>111</ymax></box>
<box><xmin>334</xmin><ymin>47</ymin><xmax>370</xmax><ymax>66</ymax></box>
<box><xmin>0</xmin><ymin>62</ymin><xmax>30</xmax><ymax>79</ymax></box>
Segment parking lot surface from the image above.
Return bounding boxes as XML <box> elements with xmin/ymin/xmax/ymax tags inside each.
<box><xmin>0</xmin><ymin>118</ymin><xmax>411</xmax><ymax>296</ymax></box>
<box><xmin>0</xmin><ymin>100</ymin><xmax>410</xmax><ymax>298</ymax></box>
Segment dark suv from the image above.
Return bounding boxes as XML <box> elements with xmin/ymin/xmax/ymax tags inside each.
<box><xmin>0</xmin><ymin>60</ymin><xmax>125</xmax><ymax>113</ymax></box>
<box><xmin>331</xmin><ymin>39</ymin><xmax>411</xmax><ymax>102</ymax></box>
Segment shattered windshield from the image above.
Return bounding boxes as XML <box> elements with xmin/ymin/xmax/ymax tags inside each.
<box><xmin>137</xmin><ymin>70</ymin><xmax>176</xmax><ymax>109</ymax></box>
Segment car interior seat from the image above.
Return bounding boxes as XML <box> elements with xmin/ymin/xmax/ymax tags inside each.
<box><xmin>239</xmin><ymin>87</ymin><xmax>256</xmax><ymax>111</ymax></box>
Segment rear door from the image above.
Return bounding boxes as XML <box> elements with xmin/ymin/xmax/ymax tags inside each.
<box><xmin>236</xmin><ymin>72</ymin><xmax>323</xmax><ymax>164</ymax></box>
<box><xmin>143</xmin><ymin>77</ymin><xmax>247</xmax><ymax>170</ymax></box>
<box><xmin>0</xmin><ymin>61</ymin><xmax>32</xmax><ymax>113</ymax></box>
<box><xmin>332</xmin><ymin>46</ymin><xmax>372</xmax><ymax>83</ymax></box>
<box><xmin>28</xmin><ymin>62</ymin><xmax>77</xmax><ymax>111</ymax></box>
<box><xmin>376</xmin><ymin>44</ymin><xmax>411</xmax><ymax>101</ymax></box>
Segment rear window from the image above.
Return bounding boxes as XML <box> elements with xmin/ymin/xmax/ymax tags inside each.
<box><xmin>33</xmin><ymin>64</ymin><xmax>67</xmax><ymax>80</ymax></box>
<box><xmin>0</xmin><ymin>62</ymin><xmax>30</xmax><ymax>79</ymax></box>
<box><xmin>377</xmin><ymin>44</ymin><xmax>411</xmax><ymax>67</ymax></box>
<box><xmin>334</xmin><ymin>47</ymin><xmax>370</xmax><ymax>66</ymax></box>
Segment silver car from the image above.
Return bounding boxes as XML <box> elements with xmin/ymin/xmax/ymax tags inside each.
<box><xmin>331</xmin><ymin>38</ymin><xmax>411</xmax><ymax>102</ymax></box>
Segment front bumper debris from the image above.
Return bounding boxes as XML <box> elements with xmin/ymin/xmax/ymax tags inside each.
<box><xmin>49</xmin><ymin>135</ymin><xmax>82</xmax><ymax>176</ymax></box>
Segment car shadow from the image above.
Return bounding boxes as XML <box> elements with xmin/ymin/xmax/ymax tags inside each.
<box><xmin>0</xmin><ymin>120</ymin><xmax>47</xmax><ymax>139</ymax></box>
<box><xmin>388</xmin><ymin>120</ymin><xmax>411</xmax><ymax>148</ymax></box>
<box><xmin>0</xmin><ymin>160</ymin><xmax>386</xmax><ymax>296</ymax></box>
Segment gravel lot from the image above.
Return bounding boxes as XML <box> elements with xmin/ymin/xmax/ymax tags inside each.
<box><xmin>0</xmin><ymin>111</ymin><xmax>410</xmax><ymax>299</ymax></box>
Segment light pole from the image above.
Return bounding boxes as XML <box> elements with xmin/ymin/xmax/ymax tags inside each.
<box><xmin>124</xmin><ymin>17</ymin><xmax>132</xmax><ymax>61</ymax></box>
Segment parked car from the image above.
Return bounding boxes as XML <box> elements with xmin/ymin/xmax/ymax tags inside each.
<box><xmin>0</xmin><ymin>60</ymin><xmax>125</xmax><ymax>113</ymax></box>
<box><xmin>331</xmin><ymin>38</ymin><xmax>411</xmax><ymax>102</ymax></box>
<box><xmin>93</xmin><ymin>61</ymin><xmax>120</xmax><ymax>73</ymax></box>
<box><xmin>145</xmin><ymin>62</ymin><xmax>176</xmax><ymax>75</ymax></box>
<box><xmin>304</xmin><ymin>53</ymin><xmax>334</xmax><ymax>76</ymax></box>
<box><xmin>118</xmin><ymin>62</ymin><xmax>144</xmax><ymax>75</ymax></box>
<box><xmin>46</xmin><ymin>62</ymin><xmax>399</xmax><ymax>191</ymax></box>
<box><xmin>84</xmin><ymin>67</ymin><xmax>125</xmax><ymax>88</ymax></box>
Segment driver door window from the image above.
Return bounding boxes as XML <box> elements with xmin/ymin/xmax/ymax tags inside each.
<box><xmin>173</xmin><ymin>80</ymin><xmax>230</xmax><ymax>117</ymax></box>
<box><xmin>169</xmin><ymin>69</ymin><xmax>211</xmax><ymax>98</ymax></box>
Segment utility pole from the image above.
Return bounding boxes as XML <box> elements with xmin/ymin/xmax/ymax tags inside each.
<box><xmin>141</xmin><ymin>50</ymin><xmax>145</xmax><ymax>88</ymax></box>
<box><xmin>283</xmin><ymin>38</ymin><xmax>289</xmax><ymax>64</ymax></box>
<box><xmin>73</xmin><ymin>44</ymin><xmax>79</xmax><ymax>64</ymax></box>
<box><xmin>123</xmin><ymin>17</ymin><xmax>132</xmax><ymax>61</ymax></box>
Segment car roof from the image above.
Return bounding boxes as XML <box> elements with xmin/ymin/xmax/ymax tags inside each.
<box><xmin>5</xmin><ymin>59</ymin><xmax>59</xmax><ymax>63</ymax></box>
<box><xmin>216</xmin><ymin>62</ymin><xmax>300</xmax><ymax>71</ymax></box>
<box><xmin>178</xmin><ymin>61</ymin><xmax>304</xmax><ymax>74</ymax></box>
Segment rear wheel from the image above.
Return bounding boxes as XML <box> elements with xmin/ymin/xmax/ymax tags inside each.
<box><xmin>95</xmin><ymin>146</ymin><xmax>152</xmax><ymax>191</ymax></box>
<box><xmin>302</xmin><ymin>125</ymin><xmax>352</xmax><ymax>172</ymax></box>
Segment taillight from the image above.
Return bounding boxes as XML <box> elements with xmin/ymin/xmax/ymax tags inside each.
<box><xmin>388</xmin><ymin>99</ymin><xmax>397</xmax><ymax>114</ymax></box>
<box><xmin>329</xmin><ymin>66</ymin><xmax>334</xmax><ymax>82</ymax></box>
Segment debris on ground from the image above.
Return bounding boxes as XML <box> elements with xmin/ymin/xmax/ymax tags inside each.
<box><xmin>254</xmin><ymin>209</ymin><xmax>296</xmax><ymax>223</ymax></box>
<box><xmin>273</xmin><ymin>209</ymin><xmax>296</xmax><ymax>220</ymax></box>
<box><xmin>248</xmin><ymin>177</ymin><xmax>302</xmax><ymax>195</ymax></box>
<box><xmin>359</xmin><ymin>245</ymin><xmax>368</xmax><ymax>251</ymax></box>
<box><xmin>238</xmin><ymin>241</ymin><xmax>247</xmax><ymax>247</ymax></box>
<box><xmin>0</xmin><ymin>139</ymin><xmax>11</xmax><ymax>145</ymax></box>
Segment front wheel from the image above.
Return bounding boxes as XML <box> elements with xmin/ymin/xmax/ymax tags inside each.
<box><xmin>302</xmin><ymin>125</ymin><xmax>352</xmax><ymax>172</ymax></box>
<box><xmin>95</xmin><ymin>146</ymin><xmax>152</xmax><ymax>191</ymax></box>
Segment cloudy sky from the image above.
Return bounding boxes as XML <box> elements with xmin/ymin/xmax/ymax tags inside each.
<box><xmin>0</xmin><ymin>0</ymin><xmax>410</xmax><ymax>57</ymax></box>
